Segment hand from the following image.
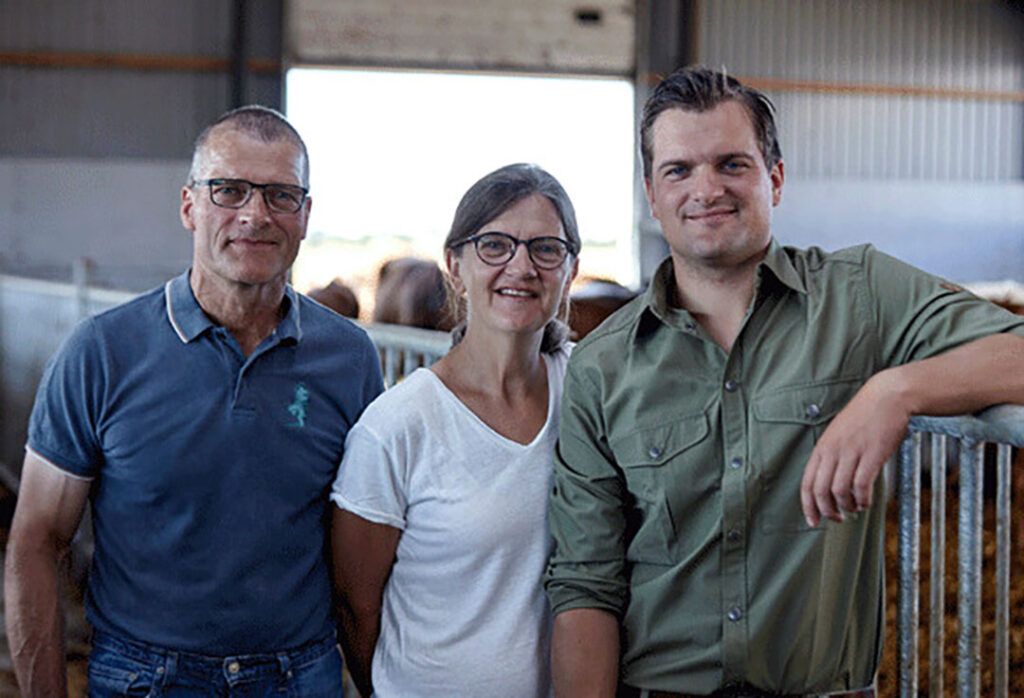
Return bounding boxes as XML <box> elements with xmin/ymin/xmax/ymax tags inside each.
<box><xmin>800</xmin><ymin>371</ymin><xmax>911</xmax><ymax>527</ymax></box>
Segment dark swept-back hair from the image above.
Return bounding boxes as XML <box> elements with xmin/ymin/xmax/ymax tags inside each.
<box><xmin>640</xmin><ymin>65</ymin><xmax>782</xmax><ymax>179</ymax></box>
<box><xmin>444</xmin><ymin>163</ymin><xmax>580</xmax><ymax>354</ymax></box>
<box><xmin>188</xmin><ymin>105</ymin><xmax>311</xmax><ymax>187</ymax></box>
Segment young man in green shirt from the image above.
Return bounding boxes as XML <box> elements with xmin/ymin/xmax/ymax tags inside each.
<box><xmin>544</xmin><ymin>66</ymin><xmax>1024</xmax><ymax>698</ymax></box>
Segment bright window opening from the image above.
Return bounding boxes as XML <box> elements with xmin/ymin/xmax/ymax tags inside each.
<box><xmin>286</xmin><ymin>67</ymin><xmax>636</xmax><ymax>320</ymax></box>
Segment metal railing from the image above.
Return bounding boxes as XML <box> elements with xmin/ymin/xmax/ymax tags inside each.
<box><xmin>363</xmin><ymin>323</ymin><xmax>450</xmax><ymax>385</ymax></box>
<box><xmin>898</xmin><ymin>405</ymin><xmax>1024</xmax><ymax>698</ymax></box>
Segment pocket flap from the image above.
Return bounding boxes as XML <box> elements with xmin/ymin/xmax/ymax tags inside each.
<box><xmin>752</xmin><ymin>378</ymin><xmax>864</xmax><ymax>425</ymax></box>
<box><xmin>611</xmin><ymin>412</ymin><xmax>709</xmax><ymax>468</ymax></box>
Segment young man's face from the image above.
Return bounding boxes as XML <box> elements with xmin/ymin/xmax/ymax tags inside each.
<box><xmin>644</xmin><ymin>100</ymin><xmax>783</xmax><ymax>276</ymax></box>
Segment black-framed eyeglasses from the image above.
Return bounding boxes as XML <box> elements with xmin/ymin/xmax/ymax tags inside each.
<box><xmin>193</xmin><ymin>178</ymin><xmax>309</xmax><ymax>214</ymax></box>
<box><xmin>462</xmin><ymin>232</ymin><xmax>577</xmax><ymax>270</ymax></box>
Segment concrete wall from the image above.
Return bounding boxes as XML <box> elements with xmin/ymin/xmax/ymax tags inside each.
<box><xmin>0</xmin><ymin>276</ymin><xmax>129</xmax><ymax>480</ymax></box>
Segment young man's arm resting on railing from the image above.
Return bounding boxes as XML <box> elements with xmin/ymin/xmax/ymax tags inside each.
<box><xmin>801</xmin><ymin>333</ymin><xmax>1024</xmax><ymax>527</ymax></box>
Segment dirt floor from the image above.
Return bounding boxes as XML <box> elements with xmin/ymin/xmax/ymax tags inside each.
<box><xmin>0</xmin><ymin>488</ymin><xmax>1020</xmax><ymax>697</ymax></box>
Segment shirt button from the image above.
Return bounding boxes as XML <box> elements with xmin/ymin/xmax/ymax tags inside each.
<box><xmin>684</xmin><ymin>321</ymin><xmax>696</xmax><ymax>332</ymax></box>
<box><xmin>727</xmin><ymin>529</ymin><xmax>742</xmax><ymax>543</ymax></box>
<box><xmin>648</xmin><ymin>445</ymin><xmax>663</xmax><ymax>459</ymax></box>
<box><xmin>805</xmin><ymin>403</ymin><xmax>822</xmax><ymax>419</ymax></box>
<box><xmin>730</xmin><ymin>457</ymin><xmax>742</xmax><ymax>469</ymax></box>
<box><xmin>724</xmin><ymin>379</ymin><xmax>739</xmax><ymax>392</ymax></box>
<box><xmin>228</xmin><ymin>661</ymin><xmax>241</xmax><ymax>674</ymax></box>
<box><xmin>728</xmin><ymin>606</ymin><xmax>743</xmax><ymax>622</ymax></box>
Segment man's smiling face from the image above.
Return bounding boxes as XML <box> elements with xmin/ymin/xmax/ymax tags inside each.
<box><xmin>644</xmin><ymin>99</ymin><xmax>784</xmax><ymax>275</ymax></box>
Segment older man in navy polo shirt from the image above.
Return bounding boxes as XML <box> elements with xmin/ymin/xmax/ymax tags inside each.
<box><xmin>5</xmin><ymin>106</ymin><xmax>383</xmax><ymax>696</ymax></box>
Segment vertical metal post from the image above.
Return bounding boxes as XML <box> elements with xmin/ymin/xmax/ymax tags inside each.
<box><xmin>957</xmin><ymin>439</ymin><xmax>984</xmax><ymax>698</ymax></box>
<box><xmin>929</xmin><ymin>434</ymin><xmax>947</xmax><ymax>697</ymax></box>
<box><xmin>402</xmin><ymin>350</ymin><xmax>419</xmax><ymax>379</ymax></box>
<box><xmin>897</xmin><ymin>433</ymin><xmax>921</xmax><ymax>697</ymax></box>
<box><xmin>72</xmin><ymin>257</ymin><xmax>92</xmax><ymax>320</ymax></box>
<box><xmin>994</xmin><ymin>444</ymin><xmax>1012</xmax><ymax>698</ymax></box>
<box><xmin>230</xmin><ymin>0</ymin><xmax>248</xmax><ymax>108</ymax></box>
<box><xmin>383</xmin><ymin>346</ymin><xmax>399</xmax><ymax>388</ymax></box>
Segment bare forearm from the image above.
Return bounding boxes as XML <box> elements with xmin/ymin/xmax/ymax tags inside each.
<box><xmin>4</xmin><ymin>541</ymin><xmax>68</xmax><ymax>698</ymax></box>
<box><xmin>552</xmin><ymin>608</ymin><xmax>620</xmax><ymax>698</ymax></box>
<box><xmin>336</xmin><ymin>604</ymin><xmax>380</xmax><ymax>698</ymax></box>
<box><xmin>884</xmin><ymin>334</ymin><xmax>1024</xmax><ymax>417</ymax></box>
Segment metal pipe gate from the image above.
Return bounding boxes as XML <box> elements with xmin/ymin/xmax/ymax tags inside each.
<box><xmin>899</xmin><ymin>405</ymin><xmax>1024</xmax><ymax>697</ymax></box>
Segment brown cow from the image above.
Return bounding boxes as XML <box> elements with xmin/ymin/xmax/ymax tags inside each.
<box><xmin>308</xmin><ymin>278</ymin><xmax>360</xmax><ymax>319</ymax></box>
<box><xmin>373</xmin><ymin>257</ymin><xmax>455</xmax><ymax>331</ymax></box>
<box><xmin>569</xmin><ymin>278</ymin><xmax>638</xmax><ymax>340</ymax></box>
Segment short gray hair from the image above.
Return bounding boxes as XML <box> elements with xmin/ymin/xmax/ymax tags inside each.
<box><xmin>188</xmin><ymin>105</ymin><xmax>310</xmax><ymax>187</ymax></box>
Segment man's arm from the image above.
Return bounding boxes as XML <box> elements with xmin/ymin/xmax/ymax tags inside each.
<box><xmin>801</xmin><ymin>333</ymin><xmax>1024</xmax><ymax>526</ymax></box>
<box><xmin>330</xmin><ymin>507</ymin><xmax>401</xmax><ymax>698</ymax></box>
<box><xmin>5</xmin><ymin>452</ymin><xmax>91</xmax><ymax>698</ymax></box>
<box><xmin>551</xmin><ymin>608</ymin><xmax>620</xmax><ymax>698</ymax></box>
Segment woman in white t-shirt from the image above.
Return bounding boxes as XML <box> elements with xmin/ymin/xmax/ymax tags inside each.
<box><xmin>330</xmin><ymin>163</ymin><xmax>581</xmax><ymax>698</ymax></box>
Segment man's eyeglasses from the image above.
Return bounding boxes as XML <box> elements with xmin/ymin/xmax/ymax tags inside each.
<box><xmin>463</xmin><ymin>232</ymin><xmax>577</xmax><ymax>270</ymax></box>
<box><xmin>193</xmin><ymin>178</ymin><xmax>308</xmax><ymax>214</ymax></box>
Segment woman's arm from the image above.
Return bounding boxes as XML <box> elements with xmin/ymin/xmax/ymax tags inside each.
<box><xmin>331</xmin><ymin>508</ymin><xmax>402</xmax><ymax>697</ymax></box>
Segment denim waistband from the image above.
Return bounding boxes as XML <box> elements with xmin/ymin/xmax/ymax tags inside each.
<box><xmin>90</xmin><ymin>629</ymin><xmax>337</xmax><ymax>679</ymax></box>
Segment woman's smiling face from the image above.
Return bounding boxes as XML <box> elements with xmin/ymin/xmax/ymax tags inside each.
<box><xmin>446</xmin><ymin>193</ymin><xmax>578</xmax><ymax>339</ymax></box>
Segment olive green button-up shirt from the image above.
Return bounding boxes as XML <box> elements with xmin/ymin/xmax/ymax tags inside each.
<box><xmin>545</xmin><ymin>240</ymin><xmax>1024</xmax><ymax>695</ymax></box>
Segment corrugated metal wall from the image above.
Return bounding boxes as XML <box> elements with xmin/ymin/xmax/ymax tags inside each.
<box><xmin>696</xmin><ymin>0</ymin><xmax>1024</xmax><ymax>180</ymax></box>
<box><xmin>1</xmin><ymin>0</ymin><xmax>284</xmax><ymax>159</ymax></box>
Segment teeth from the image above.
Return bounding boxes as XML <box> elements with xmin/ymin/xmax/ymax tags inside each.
<box><xmin>497</xmin><ymin>289</ymin><xmax>534</xmax><ymax>297</ymax></box>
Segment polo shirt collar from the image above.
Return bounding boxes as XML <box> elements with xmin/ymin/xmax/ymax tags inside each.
<box><xmin>164</xmin><ymin>270</ymin><xmax>303</xmax><ymax>344</ymax></box>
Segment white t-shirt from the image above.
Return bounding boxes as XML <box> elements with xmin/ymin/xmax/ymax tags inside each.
<box><xmin>330</xmin><ymin>346</ymin><xmax>570</xmax><ymax>698</ymax></box>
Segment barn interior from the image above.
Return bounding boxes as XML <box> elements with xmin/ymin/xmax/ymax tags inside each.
<box><xmin>2</xmin><ymin>1</ymin><xmax>1024</xmax><ymax>696</ymax></box>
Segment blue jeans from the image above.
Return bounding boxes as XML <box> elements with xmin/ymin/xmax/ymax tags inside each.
<box><xmin>87</xmin><ymin>630</ymin><xmax>344</xmax><ymax>697</ymax></box>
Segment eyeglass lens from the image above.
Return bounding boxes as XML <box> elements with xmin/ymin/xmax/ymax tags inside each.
<box><xmin>474</xmin><ymin>233</ymin><xmax>570</xmax><ymax>268</ymax></box>
<box><xmin>206</xmin><ymin>179</ymin><xmax>306</xmax><ymax>213</ymax></box>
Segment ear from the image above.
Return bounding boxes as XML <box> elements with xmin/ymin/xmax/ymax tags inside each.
<box><xmin>444</xmin><ymin>248</ymin><xmax>466</xmax><ymax>295</ymax></box>
<box><xmin>180</xmin><ymin>185</ymin><xmax>197</xmax><ymax>232</ymax></box>
<box><xmin>770</xmin><ymin>160</ymin><xmax>784</xmax><ymax>207</ymax></box>
<box><xmin>299</xmin><ymin>195</ymin><xmax>312</xmax><ymax>241</ymax></box>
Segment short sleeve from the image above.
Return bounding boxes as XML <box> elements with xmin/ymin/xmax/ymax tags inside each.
<box><xmin>863</xmin><ymin>247</ymin><xmax>1024</xmax><ymax>367</ymax></box>
<box><xmin>27</xmin><ymin>318</ymin><xmax>107</xmax><ymax>478</ymax></box>
<box><xmin>330</xmin><ymin>420</ymin><xmax>408</xmax><ymax>531</ymax></box>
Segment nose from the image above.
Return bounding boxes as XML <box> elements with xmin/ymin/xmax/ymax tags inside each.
<box><xmin>505</xmin><ymin>241</ymin><xmax>537</xmax><ymax>274</ymax></box>
<box><xmin>238</xmin><ymin>188</ymin><xmax>273</xmax><ymax>224</ymax></box>
<box><xmin>690</xmin><ymin>165</ymin><xmax>725</xmax><ymax>204</ymax></box>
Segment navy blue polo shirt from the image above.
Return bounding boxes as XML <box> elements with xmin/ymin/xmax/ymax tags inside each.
<box><xmin>28</xmin><ymin>270</ymin><xmax>384</xmax><ymax>654</ymax></box>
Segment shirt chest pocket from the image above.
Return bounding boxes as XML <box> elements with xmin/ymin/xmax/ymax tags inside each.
<box><xmin>751</xmin><ymin>377</ymin><xmax>865</xmax><ymax>532</ymax></box>
<box><xmin>610</xmin><ymin>412</ymin><xmax>714</xmax><ymax>563</ymax></box>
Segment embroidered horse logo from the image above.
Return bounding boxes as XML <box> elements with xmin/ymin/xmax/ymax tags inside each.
<box><xmin>286</xmin><ymin>382</ymin><xmax>310</xmax><ymax>428</ymax></box>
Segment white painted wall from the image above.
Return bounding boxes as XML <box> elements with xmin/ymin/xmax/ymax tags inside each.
<box><xmin>0</xmin><ymin>157</ymin><xmax>194</xmax><ymax>291</ymax></box>
<box><xmin>774</xmin><ymin>180</ymin><xmax>1024</xmax><ymax>283</ymax></box>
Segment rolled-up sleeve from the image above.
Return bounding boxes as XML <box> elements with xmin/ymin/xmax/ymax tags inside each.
<box><xmin>544</xmin><ymin>360</ymin><xmax>630</xmax><ymax>618</ymax></box>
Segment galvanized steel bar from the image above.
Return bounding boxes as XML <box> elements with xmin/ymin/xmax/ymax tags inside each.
<box><xmin>897</xmin><ymin>433</ymin><xmax>921</xmax><ymax>698</ymax></box>
<box><xmin>957</xmin><ymin>440</ymin><xmax>985</xmax><ymax>698</ymax></box>
<box><xmin>929</xmin><ymin>434</ymin><xmax>947</xmax><ymax>697</ymax></box>
<box><xmin>402</xmin><ymin>350</ymin><xmax>419</xmax><ymax>378</ymax></box>
<box><xmin>383</xmin><ymin>347</ymin><xmax>399</xmax><ymax>387</ymax></box>
<box><xmin>994</xmin><ymin>443</ymin><xmax>1012</xmax><ymax>698</ymax></box>
<box><xmin>910</xmin><ymin>406</ymin><xmax>1024</xmax><ymax>448</ymax></box>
